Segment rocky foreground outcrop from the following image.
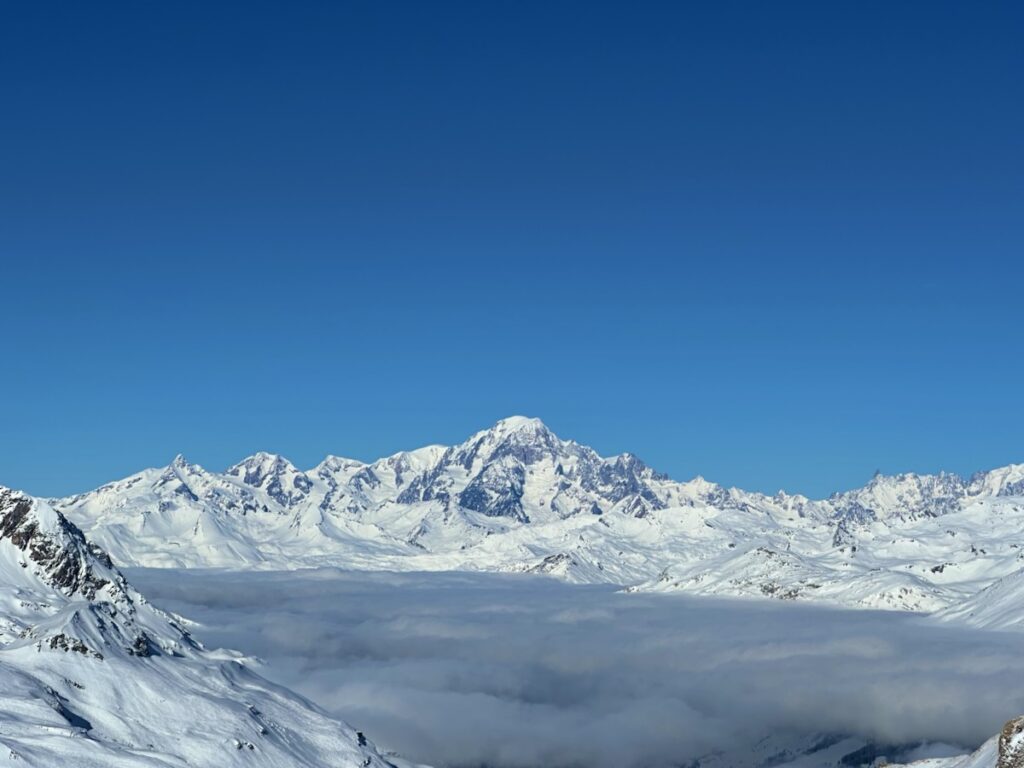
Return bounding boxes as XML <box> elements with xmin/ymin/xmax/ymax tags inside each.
<box><xmin>999</xmin><ymin>716</ymin><xmax>1024</xmax><ymax>768</ymax></box>
<box><xmin>0</xmin><ymin>485</ymin><xmax>400</xmax><ymax>767</ymax></box>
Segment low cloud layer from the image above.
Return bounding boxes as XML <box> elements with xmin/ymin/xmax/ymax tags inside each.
<box><xmin>129</xmin><ymin>569</ymin><xmax>1024</xmax><ymax>768</ymax></box>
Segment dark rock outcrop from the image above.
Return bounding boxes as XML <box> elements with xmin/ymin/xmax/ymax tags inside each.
<box><xmin>0</xmin><ymin>489</ymin><xmax>116</xmax><ymax>600</ymax></box>
<box><xmin>999</xmin><ymin>716</ymin><xmax>1024</xmax><ymax>768</ymax></box>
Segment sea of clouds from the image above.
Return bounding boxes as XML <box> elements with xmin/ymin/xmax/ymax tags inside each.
<box><xmin>129</xmin><ymin>568</ymin><xmax>1024</xmax><ymax>768</ymax></box>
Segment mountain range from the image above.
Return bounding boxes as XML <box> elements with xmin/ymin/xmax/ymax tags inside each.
<box><xmin>50</xmin><ymin>416</ymin><xmax>1024</xmax><ymax>615</ymax></box>
<box><xmin>5</xmin><ymin>416</ymin><xmax>1024</xmax><ymax>767</ymax></box>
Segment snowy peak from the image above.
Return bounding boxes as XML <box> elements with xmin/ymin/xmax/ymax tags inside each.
<box><xmin>454</xmin><ymin>415</ymin><xmax>560</xmax><ymax>469</ymax></box>
<box><xmin>389</xmin><ymin>416</ymin><xmax>670</xmax><ymax>522</ymax></box>
<box><xmin>970</xmin><ymin>463</ymin><xmax>1024</xmax><ymax>497</ymax></box>
<box><xmin>828</xmin><ymin>470</ymin><xmax>967</xmax><ymax>523</ymax></box>
<box><xmin>226</xmin><ymin>451</ymin><xmax>312</xmax><ymax>507</ymax></box>
<box><xmin>826</xmin><ymin>465</ymin><xmax>1024</xmax><ymax>525</ymax></box>
<box><xmin>169</xmin><ymin>452</ymin><xmax>199</xmax><ymax>471</ymax></box>
<box><xmin>490</xmin><ymin>414</ymin><xmax>552</xmax><ymax>434</ymax></box>
<box><xmin>315</xmin><ymin>454</ymin><xmax>366</xmax><ymax>473</ymax></box>
<box><xmin>227</xmin><ymin>451</ymin><xmax>300</xmax><ymax>483</ymax></box>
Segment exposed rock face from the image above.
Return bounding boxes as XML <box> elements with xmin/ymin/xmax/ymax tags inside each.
<box><xmin>829</xmin><ymin>471</ymin><xmax>968</xmax><ymax>523</ymax></box>
<box><xmin>832</xmin><ymin>521</ymin><xmax>857</xmax><ymax>551</ymax></box>
<box><xmin>999</xmin><ymin>716</ymin><xmax>1024</xmax><ymax>768</ymax></box>
<box><xmin>458</xmin><ymin>460</ymin><xmax>529</xmax><ymax>522</ymax></box>
<box><xmin>0</xmin><ymin>488</ymin><xmax>119</xmax><ymax>601</ymax></box>
<box><xmin>0</xmin><ymin>487</ymin><xmax>183</xmax><ymax>660</ymax></box>
<box><xmin>225</xmin><ymin>452</ymin><xmax>311</xmax><ymax>508</ymax></box>
<box><xmin>400</xmin><ymin>417</ymin><xmax>667</xmax><ymax>522</ymax></box>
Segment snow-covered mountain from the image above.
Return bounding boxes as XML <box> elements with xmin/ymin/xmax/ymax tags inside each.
<box><xmin>0</xmin><ymin>486</ymin><xmax>402</xmax><ymax>767</ymax></box>
<box><xmin>51</xmin><ymin>417</ymin><xmax>1024</xmax><ymax>613</ymax></box>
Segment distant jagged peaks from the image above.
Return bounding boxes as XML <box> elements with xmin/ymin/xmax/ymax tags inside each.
<box><xmin>826</xmin><ymin>464</ymin><xmax>1024</xmax><ymax>523</ymax></box>
<box><xmin>45</xmin><ymin>416</ymin><xmax>1024</xmax><ymax>614</ymax></box>
<box><xmin>970</xmin><ymin>463</ymin><xmax>1024</xmax><ymax>497</ymax></box>
<box><xmin>55</xmin><ymin>415</ymin><xmax>679</xmax><ymax>544</ymax></box>
<box><xmin>225</xmin><ymin>451</ymin><xmax>312</xmax><ymax>508</ymax></box>
<box><xmin>227</xmin><ymin>450</ymin><xmax>296</xmax><ymax>474</ymax></box>
<box><xmin>226</xmin><ymin>451</ymin><xmax>301</xmax><ymax>484</ymax></box>
<box><xmin>60</xmin><ymin>416</ymin><xmax>1024</xmax><ymax>528</ymax></box>
<box><xmin>204</xmin><ymin>416</ymin><xmax>1024</xmax><ymax>512</ymax></box>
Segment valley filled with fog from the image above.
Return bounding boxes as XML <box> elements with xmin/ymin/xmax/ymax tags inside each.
<box><xmin>130</xmin><ymin>568</ymin><xmax>1024</xmax><ymax>768</ymax></box>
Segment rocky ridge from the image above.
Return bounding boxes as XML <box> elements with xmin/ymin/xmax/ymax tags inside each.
<box><xmin>0</xmin><ymin>486</ymin><xmax>401</xmax><ymax>767</ymax></box>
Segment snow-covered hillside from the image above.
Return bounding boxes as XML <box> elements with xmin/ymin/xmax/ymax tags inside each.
<box><xmin>0</xmin><ymin>487</ymin><xmax>401</xmax><ymax>767</ymax></box>
<box><xmin>52</xmin><ymin>417</ymin><xmax>1024</xmax><ymax>612</ymax></box>
<box><xmin>935</xmin><ymin>567</ymin><xmax>1024</xmax><ymax>631</ymax></box>
<box><xmin>888</xmin><ymin>715</ymin><xmax>1024</xmax><ymax>768</ymax></box>
<box><xmin>887</xmin><ymin>738</ymin><xmax>998</xmax><ymax>768</ymax></box>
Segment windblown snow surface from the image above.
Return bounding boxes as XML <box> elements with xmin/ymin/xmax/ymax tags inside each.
<box><xmin>130</xmin><ymin>567</ymin><xmax>1024</xmax><ymax>768</ymax></box>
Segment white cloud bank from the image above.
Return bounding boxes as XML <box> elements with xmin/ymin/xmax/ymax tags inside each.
<box><xmin>129</xmin><ymin>569</ymin><xmax>1024</xmax><ymax>768</ymax></box>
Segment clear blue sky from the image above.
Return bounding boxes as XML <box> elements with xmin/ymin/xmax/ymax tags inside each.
<box><xmin>2</xmin><ymin>1</ymin><xmax>1022</xmax><ymax>498</ymax></box>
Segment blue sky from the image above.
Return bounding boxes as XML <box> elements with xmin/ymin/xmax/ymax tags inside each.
<box><xmin>2</xmin><ymin>1</ymin><xmax>1022</xmax><ymax>497</ymax></box>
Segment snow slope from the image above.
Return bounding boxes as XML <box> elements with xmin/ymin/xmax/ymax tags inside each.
<box><xmin>935</xmin><ymin>567</ymin><xmax>1024</xmax><ymax>630</ymax></box>
<box><xmin>52</xmin><ymin>417</ymin><xmax>1024</xmax><ymax>612</ymax></box>
<box><xmin>0</xmin><ymin>487</ymin><xmax>401</xmax><ymax>767</ymax></box>
<box><xmin>887</xmin><ymin>715</ymin><xmax>1024</xmax><ymax>768</ymax></box>
<box><xmin>888</xmin><ymin>737</ymin><xmax>998</xmax><ymax>768</ymax></box>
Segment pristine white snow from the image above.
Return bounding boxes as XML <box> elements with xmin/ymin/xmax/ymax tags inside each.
<box><xmin>51</xmin><ymin>417</ymin><xmax>1024</xmax><ymax>614</ymax></box>
<box><xmin>0</xmin><ymin>487</ymin><xmax>401</xmax><ymax>767</ymax></box>
<box><xmin>935</xmin><ymin>566</ymin><xmax>1024</xmax><ymax>630</ymax></box>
